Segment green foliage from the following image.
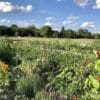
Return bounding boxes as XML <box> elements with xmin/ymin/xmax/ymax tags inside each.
<box><xmin>16</xmin><ymin>75</ymin><xmax>41</xmax><ymax>99</ymax></box>
<box><xmin>37</xmin><ymin>51</ymin><xmax>66</xmax><ymax>85</ymax></box>
<box><xmin>35</xmin><ymin>91</ymin><xmax>51</xmax><ymax>100</ymax></box>
<box><xmin>40</xmin><ymin>26</ymin><xmax>53</xmax><ymax>37</ymax></box>
<box><xmin>0</xmin><ymin>24</ymin><xmax>100</xmax><ymax>38</ymax></box>
<box><xmin>60</xmin><ymin>27</ymin><xmax>77</xmax><ymax>38</ymax></box>
<box><xmin>89</xmin><ymin>75</ymin><xmax>99</xmax><ymax>90</ymax></box>
<box><xmin>77</xmin><ymin>29</ymin><xmax>92</xmax><ymax>38</ymax></box>
<box><xmin>0</xmin><ymin>39</ymin><xmax>17</xmax><ymax>66</ymax></box>
<box><xmin>14</xmin><ymin>95</ymin><xmax>28</xmax><ymax>100</ymax></box>
<box><xmin>95</xmin><ymin>59</ymin><xmax>100</xmax><ymax>71</ymax></box>
<box><xmin>0</xmin><ymin>38</ymin><xmax>100</xmax><ymax>99</ymax></box>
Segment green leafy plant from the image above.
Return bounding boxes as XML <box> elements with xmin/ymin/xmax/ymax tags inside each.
<box><xmin>16</xmin><ymin>75</ymin><xmax>41</xmax><ymax>99</ymax></box>
<box><xmin>0</xmin><ymin>39</ymin><xmax>17</xmax><ymax>66</ymax></box>
<box><xmin>88</xmin><ymin>50</ymin><xmax>100</xmax><ymax>90</ymax></box>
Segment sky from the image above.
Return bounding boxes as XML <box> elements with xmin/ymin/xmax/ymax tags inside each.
<box><xmin>0</xmin><ymin>0</ymin><xmax>100</xmax><ymax>32</ymax></box>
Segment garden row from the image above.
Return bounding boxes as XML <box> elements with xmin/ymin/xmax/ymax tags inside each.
<box><xmin>0</xmin><ymin>38</ymin><xmax>100</xmax><ymax>100</ymax></box>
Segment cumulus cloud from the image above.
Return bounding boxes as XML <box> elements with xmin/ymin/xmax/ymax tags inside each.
<box><xmin>44</xmin><ymin>21</ymin><xmax>53</xmax><ymax>26</ymax></box>
<box><xmin>0</xmin><ymin>19</ymin><xmax>6</xmax><ymax>22</ymax></box>
<box><xmin>46</xmin><ymin>17</ymin><xmax>55</xmax><ymax>22</ymax></box>
<box><xmin>62</xmin><ymin>16</ymin><xmax>80</xmax><ymax>26</ymax></box>
<box><xmin>93</xmin><ymin>0</ymin><xmax>100</xmax><ymax>9</ymax></box>
<box><xmin>0</xmin><ymin>19</ymin><xmax>10</xmax><ymax>23</ymax></box>
<box><xmin>0</xmin><ymin>1</ymin><xmax>32</xmax><ymax>13</ymax></box>
<box><xmin>81</xmin><ymin>22</ymin><xmax>96</xmax><ymax>28</ymax></box>
<box><xmin>74</xmin><ymin>0</ymin><xmax>89</xmax><ymax>7</ymax></box>
<box><xmin>67</xmin><ymin>16</ymin><xmax>80</xmax><ymax>20</ymax></box>
<box><xmin>44</xmin><ymin>16</ymin><xmax>55</xmax><ymax>26</ymax></box>
<box><xmin>63</xmin><ymin>20</ymin><xmax>73</xmax><ymax>25</ymax></box>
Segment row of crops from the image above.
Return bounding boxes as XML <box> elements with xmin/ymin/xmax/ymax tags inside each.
<box><xmin>0</xmin><ymin>37</ymin><xmax>100</xmax><ymax>100</ymax></box>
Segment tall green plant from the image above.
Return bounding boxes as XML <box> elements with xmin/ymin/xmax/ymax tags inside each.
<box><xmin>16</xmin><ymin>75</ymin><xmax>41</xmax><ymax>99</ymax></box>
<box><xmin>0</xmin><ymin>39</ymin><xmax>16</xmax><ymax>66</ymax></box>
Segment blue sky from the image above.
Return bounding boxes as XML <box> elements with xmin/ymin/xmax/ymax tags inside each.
<box><xmin>0</xmin><ymin>0</ymin><xmax>100</xmax><ymax>32</ymax></box>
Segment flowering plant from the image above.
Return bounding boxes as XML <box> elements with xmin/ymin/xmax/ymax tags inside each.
<box><xmin>0</xmin><ymin>60</ymin><xmax>9</xmax><ymax>73</ymax></box>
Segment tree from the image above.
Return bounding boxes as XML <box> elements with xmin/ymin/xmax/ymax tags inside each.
<box><xmin>0</xmin><ymin>25</ymin><xmax>97</xmax><ymax>38</ymax></box>
<box><xmin>93</xmin><ymin>33</ymin><xmax>100</xmax><ymax>39</ymax></box>
<box><xmin>11</xmin><ymin>24</ymin><xmax>18</xmax><ymax>36</ymax></box>
<box><xmin>52</xmin><ymin>31</ymin><xmax>59</xmax><ymax>38</ymax></box>
<box><xmin>0</xmin><ymin>26</ymin><xmax>14</xmax><ymax>36</ymax></box>
<box><xmin>60</xmin><ymin>27</ymin><xmax>77</xmax><ymax>38</ymax></box>
<box><xmin>77</xmin><ymin>29</ymin><xmax>92</xmax><ymax>38</ymax></box>
<box><xmin>40</xmin><ymin>26</ymin><xmax>53</xmax><ymax>37</ymax></box>
<box><xmin>11</xmin><ymin>24</ymin><xmax>18</xmax><ymax>28</ymax></box>
<box><xmin>27</xmin><ymin>26</ymin><xmax>40</xmax><ymax>37</ymax></box>
<box><xmin>65</xmin><ymin>29</ymin><xmax>76</xmax><ymax>38</ymax></box>
<box><xmin>59</xmin><ymin>27</ymin><xmax>65</xmax><ymax>38</ymax></box>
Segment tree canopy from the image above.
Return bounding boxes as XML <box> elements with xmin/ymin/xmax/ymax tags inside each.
<box><xmin>0</xmin><ymin>25</ymin><xmax>100</xmax><ymax>39</ymax></box>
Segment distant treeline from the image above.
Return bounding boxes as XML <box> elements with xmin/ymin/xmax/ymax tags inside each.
<box><xmin>0</xmin><ymin>24</ymin><xmax>100</xmax><ymax>38</ymax></box>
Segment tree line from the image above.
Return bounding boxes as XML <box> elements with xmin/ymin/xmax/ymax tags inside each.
<box><xmin>0</xmin><ymin>24</ymin><xmax>100</xmax><ymax>39</ymax></box>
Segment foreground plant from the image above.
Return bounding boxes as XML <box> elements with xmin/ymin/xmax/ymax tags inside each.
<box><xmin>0</xmin><ymin>39</ymin><xmax>17</xmax><ymax>66</ymax></box>
<box><xmin>88</xmin><ymin>50</ymin><xmax>100</xmax><ymax>90</ymax></box>
<box><xmin>0</xmin><ymin>60</ymin><xmax>9</xmax><ymax>73</ymax></box>
<box><xmin>16</xmin><ymin>75</ymin><xmax>41</xmax><ymax>99</ymax></box>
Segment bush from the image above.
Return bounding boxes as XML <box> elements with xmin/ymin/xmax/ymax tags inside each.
<box><xmin>37</xmin><ymin>50</ymin><xmax>67</xmax><ymax>88</ymax></box>
<box><xmin>16</xmin><ymin>75</ymin><xmax>41</xmax><ymax>99</ymax></box>
<box><xmin>0</xmin><ymin>39</ymin><xmax>16</xmax><ymax>66</ymax></box>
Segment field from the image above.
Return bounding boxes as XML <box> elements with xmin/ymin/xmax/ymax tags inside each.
<box><xmin>0</xmin><ymin>37</ymin><xmax>100</xmax><ymax>100</ymax></box>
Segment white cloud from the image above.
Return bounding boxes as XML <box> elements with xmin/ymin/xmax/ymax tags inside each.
<box><xmin>93</xmin><ymin>0</ymin><xmax>100</xmax><ymax>9</ymax></box>
<box><xmin>0</xmin><ymin>19</ymin><xmax>10</xmax><ymax>23</ymax></box>
<box><xmin>67</xmin><ymin>16</ymin><xmax>80</xmax><ymax>20</ymax></box>
<box><xmin>10</xmin><ymin>20</ymin><xmax>35</xmax><ymax>27</ymax></box>
<box><xmin>44</xmin><ymin>21</ymin><xmax>53</xmax><ymax>26</ymax></box>
<box><xmin>0</xmin><ymin>19</ymin><xmax>6</xmax><ymax>22</ymax></box>
<box><xmin>7</xmin><ymin>20</ymin><xmax>10</xmax><ymax>23</ymax></box>
<box><xmin>44</xmin><ymin>16</ymin><xmax>57</xmax><ymax>28</ymax></box>
<box><xmin>62</xmin><ymin>16</ymin><xmax>80</xmax><ymax>27</ymax></box>
<box><xmin>46</xmin><ymin>17</ymin><xmax>55</xmax><ymax>22</ymax></box>
<box><xmin>63</xmin><ymin>20</ymin><xmax>73</xmax><ymax>25</ymax></box>
<box><xmin>74</xmin><ymin>0</ymin><xmax>89</xmax><ymax>7</ymax></box>
<box><xmin>81</xmin><ymin>22</ymin><xmax>96</xmax><ymax>28</ymax></box>
<box><xmin>0</xmin><ymin>2</ymin><xmax>32</xmax><ymax>13</ymax></box>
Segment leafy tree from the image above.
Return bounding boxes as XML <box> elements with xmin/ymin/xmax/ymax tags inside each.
<box><xmin>11</xmin><ymin>24</ymin><xmax>18</xmax><ymax>36</ymax></box>
<box><xmin>77</xmin><ymin>29</ymin><xmax>92</xmax><ymax>38</ymax></box>
<box><xmin>65</xmin><ymin>29</ymin><xmax>77</xmax><ymax>38</ymax></box>
<box><xmin>93</xmin><ymin>33</ymin><xmax>100</xmax><ymax>39</ymax></box>
<box><xmin>40</xmin><ymin>26</ymin><xmax>53</xmax><ymax>37</ymax></box>
<box><xmin>59</xmin><ymin>26</ymin><xmax>65</xmax><ymax>38</ymax></box>
<box><xmin>11</xmin><ymin>24</ymin><xmax>18</xmax><ymax>28</ymax></box>
<box><xmin>27</xmin><ymin>26</ymin><xmax>40</xmax><ymax>37</ymax></box>
<box><xmin>52</xmin><ymin>31</ymin><xmax>59</xmax><ymax>38</ymax></box>
<box><xmin>0</xmin><ymin>25</ymin><xmax>99</xmax><ymax>38</ymax></box>
<box><xmin>60</xmin><ymin>27</ymin><xmax>77</xmax><ymax>38</ymax></box>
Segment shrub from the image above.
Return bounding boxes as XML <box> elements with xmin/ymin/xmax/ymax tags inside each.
<box><xmin>37</xmin><ymin>51</ymin><xmax>66</xmax><ymax>85</ymax></box>
<box><xmin>0</xmin><ymin>39</ymin><xmax>16</xmax><ymax>66</ymax></box>
<box><xmin>16</xmin><ymin>75</ymin><xmax>41</xmax><ymax>99</ymax></box>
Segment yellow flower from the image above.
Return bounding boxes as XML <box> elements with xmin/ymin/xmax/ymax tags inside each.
<box><xmin>94</xmin><ymin>50</ymin><xmax>100</xmax><ymax>58</ymax></box>
<box><xmin>0</xmin><ymin>60</ymin><xmax>9</xmax><ymax>72</ymax></box>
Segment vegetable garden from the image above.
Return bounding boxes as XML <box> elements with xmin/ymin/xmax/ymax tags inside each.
<box><xmin>0</xmin><ymin>37</ymin><xmax>100</xmax><ymax>100</ymax></box>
